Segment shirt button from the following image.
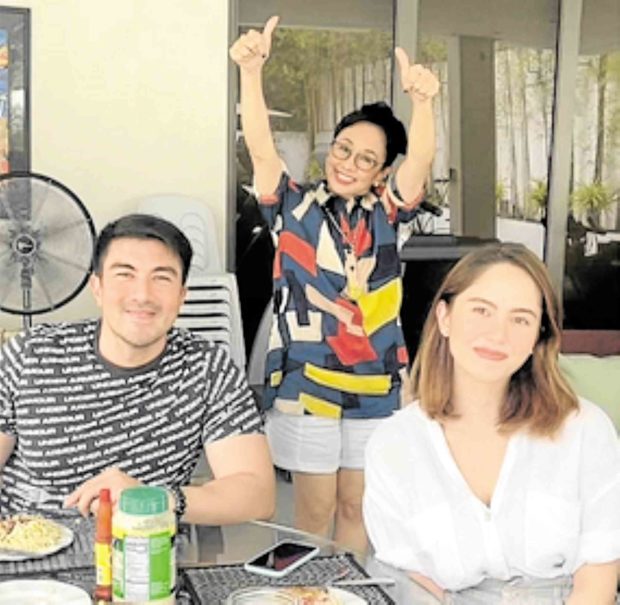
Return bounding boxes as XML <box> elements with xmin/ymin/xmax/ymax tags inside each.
<box><xmin>484</xmin><ymin>510</ymin><xmax>492</xmax><ymax>521</ymax></box>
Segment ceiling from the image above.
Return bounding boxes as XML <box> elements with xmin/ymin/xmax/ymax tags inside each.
<box><xmin>239</xmin><ymin>0</ymin><xmax>619</xmax><ymax>54</ymax></box>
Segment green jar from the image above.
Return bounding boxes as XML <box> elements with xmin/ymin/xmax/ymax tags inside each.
<box><xmin>112</xmin><ymin>486</ymin><xmax>176</xmax><ymax>604</ymax></box>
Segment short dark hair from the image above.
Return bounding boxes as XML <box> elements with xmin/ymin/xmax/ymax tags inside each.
<box><xmin>93</xmin><ymin>214</ymin><xmax>193</xmax><ymax>284</ymax></box>
<box><xmin>333</xmin><ymin>102</ymin><xmax>407</xmax><ymax>168</ymax></box>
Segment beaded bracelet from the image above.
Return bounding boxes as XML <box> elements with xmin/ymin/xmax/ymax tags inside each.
<box><xmin>170</xmin><ymin>485</ymin><xmax>187</xmax><ymax>523</ymax></box>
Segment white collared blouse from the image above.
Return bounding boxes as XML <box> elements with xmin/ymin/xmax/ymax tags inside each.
<box><xmin>363</xmin><ymin>399</ymin><xmax>620</xmax><ymax>591</ymax></box>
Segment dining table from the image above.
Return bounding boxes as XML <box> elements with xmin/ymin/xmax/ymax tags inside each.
<box><xmin>0</xmin><ymin>515</ymin><xmax>396</xmax><ymax>604</ymax></box>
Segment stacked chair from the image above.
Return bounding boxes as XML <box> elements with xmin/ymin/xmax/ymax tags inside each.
<box><xmin>137</xmin><ymin>194</ymin><xmax>245</xmax><ymax>371</ymax></box>
<box><xmin>137</xmin><ymin>194</ymin><xmax>247</xmax><ymax>482</ymax></box>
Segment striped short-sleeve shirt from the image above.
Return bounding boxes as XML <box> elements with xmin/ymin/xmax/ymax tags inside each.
<box><xmin>0</xmin><ymin>320</ymin><xmax>262</xmax><ymax>515</ymax></box>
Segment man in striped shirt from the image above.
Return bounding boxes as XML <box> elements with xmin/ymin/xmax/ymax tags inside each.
<box><xmin>0</xmin><ymin>214</ymin><xmax>275</xmax><ymax>524</ymax></box>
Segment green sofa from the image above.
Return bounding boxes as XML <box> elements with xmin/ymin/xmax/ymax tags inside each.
<box><xmin>559</xmin><ymin>354</ymin><xmax>620</xmax><ymax>430</ymax></box>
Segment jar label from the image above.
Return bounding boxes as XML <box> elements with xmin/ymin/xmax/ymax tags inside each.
<box><xmin>112</xmin><ymin>531</ymin><xmax>175</xmax><ymax>601</ymax></box>
<box><xmin>95</xmin><ymin>542</ymin><xmax>112</xmax><ymax>585</ymax></box>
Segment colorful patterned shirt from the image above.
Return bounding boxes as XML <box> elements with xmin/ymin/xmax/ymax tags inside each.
<box><xmin>259</xmin><ymin>173</ymin><xmax>421</xmax><ymax>419</ymax></box>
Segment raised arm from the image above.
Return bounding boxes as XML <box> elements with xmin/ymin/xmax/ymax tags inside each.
<box><xmin>392</xmin><ymin>47</ymin><xmax>439</xmax><ymax>204</ymax></box>
<box><xmin>229</xmin><ymin>16</ymin><xmax>283</xmax><ymax>195</ymax></box>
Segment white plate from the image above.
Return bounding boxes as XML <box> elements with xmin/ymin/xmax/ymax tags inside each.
<box><xmin>0</xmin><ymin>579</ymin><xmax>90</xmax><ymax>604</ymax></box>
<box><xmin>226</xmin><ymin>586</ymin><xmax>368</xmax><ymax>604</ymax></box>
<box><xmin>329</xmin><ymin>588</ymin><xmax>367</xmax><ymax>604</ymax></box>
<box><xmin>0</xmin><ymin>520</ymin><xmax>74</xmax><ymax>562</ymax></box>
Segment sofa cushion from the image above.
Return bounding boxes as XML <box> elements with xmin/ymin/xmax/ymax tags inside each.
<box><xmin>559</xmin><ymin>354</ymin><xmax>620</xmax><ymax>430</ymax></box>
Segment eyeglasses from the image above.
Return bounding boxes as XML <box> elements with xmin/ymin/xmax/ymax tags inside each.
<box><xmin>329</xmin><ymin>140</ymin><xmax>381</xmax><ymax>172</ymax></box>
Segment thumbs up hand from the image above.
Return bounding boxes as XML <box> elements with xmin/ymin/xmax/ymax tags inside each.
<box><xmin>395</xmin><ymin>47</ymin><xmax>439</xmax><ymax>103</ymax></box>
<box><xmin>229</xmin><ymin>16</ymin><xmax>279</xmax><ymax>73</ymax></box>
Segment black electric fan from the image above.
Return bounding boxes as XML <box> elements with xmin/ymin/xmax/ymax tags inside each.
<box><xmin>0</xmin><ymin>172</ymin><xmax>96</xmax><ymax>328</ymax></box>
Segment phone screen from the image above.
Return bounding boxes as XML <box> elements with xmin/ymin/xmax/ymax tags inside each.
<box><xmin>248</xmin><ymin>541</ymin><xmax>316</xmax><ymax>572</ymax></box>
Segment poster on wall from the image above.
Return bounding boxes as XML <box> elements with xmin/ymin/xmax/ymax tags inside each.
<box><xmin>0</xmin><ymin>28</ymin><xmax>10</xmax><ymax>174</ymax></box>
<box><xmin>0</xmin><ymin>7</ymin><xmax>30</xmax><ymax>219</ymax></box>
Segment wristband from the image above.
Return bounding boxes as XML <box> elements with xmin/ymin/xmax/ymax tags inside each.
<box><xmin>388</xmin><ymin>173</ymin><xmax>404</xmax><ymax>202</ymax></box>
<box><xmin>388</xmin><ymin>174</ymin><xmax>422</xmax><ymax>209</ymax></box>
<box><xmin>170</xmin><ymin>485</ymin><xmax>187</xmax><ymax>523</ymax></box>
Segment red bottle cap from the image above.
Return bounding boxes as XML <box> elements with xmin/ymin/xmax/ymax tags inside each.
<box><xmin>96</xmin><ymin>488</ymin><xmax>112</xmax><ymax>542</ymax></box>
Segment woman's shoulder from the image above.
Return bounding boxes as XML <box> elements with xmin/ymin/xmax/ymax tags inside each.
<box><xmin>382</xmin><ymin>400</ymin><xmax>429</xmax><ymax>424</ymax></box>
<box><xmin>566</xmin><ymin>397</ymin><xmax>617</xmax><ymax>433</ymax></box>
<box><xmin>545</xmin><ymin>397</ymin><xmax>619</xmax><ymax>451</ymax></box>
<box><xmin>368</xmin><ymin>401</ymin><xmax>432</xmax><ymax>445</ymax></box>
<box><xmin>366</xmin><ymin>402</ymin><xmax>442</xmax><ymax>475</ymax></box>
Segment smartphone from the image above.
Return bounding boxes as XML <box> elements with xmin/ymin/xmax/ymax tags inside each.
<box><xmin>243</xmin><ymin>540</ymin><xmax>320</xmax><ymax>578</ymax></box>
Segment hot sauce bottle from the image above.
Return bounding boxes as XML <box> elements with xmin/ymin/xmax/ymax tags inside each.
<box><xmin>94</xmin><ymin>488</ymin><xmax>113</xmax><ymax>602</ymax></box>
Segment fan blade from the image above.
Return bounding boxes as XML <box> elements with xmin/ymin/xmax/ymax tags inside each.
<box><xmin>40</xmin><ymin>218</ymin><xmax>93</xmax><ymax>239</ymax></box>
<box><xmin>30</xmin><ymin>269</ymin><xmax>55</xmax><ymax>309</ymax></box>
<box><xmin>0</xmin><ymin>189</ymin><xmax>17</xmax><ymax>222</ymax></box>
<box><xmin>0</xmin><ymin>172</ymin><xmax>95</xmax><ymax>316</ymax></box>
<box><xmin>36</xmin><ymin>249</ymin><xmax>91</xmax><ymax>273</ymax></box>
<box><xmin>0</xmin><ymin>246</ymin><xmax>11</xmax><ymax>264</ymax></box>
<box><xmin>0</xmin><ymin>282</ymin><xmax>13</xmax><ymax>308</ymax></box>
<box><xmin>0</xmin><ymin>260</ymin><xmax>18</xmax><ymax>308</ymax></box>
<box><xmin>28</xmin><ymin>178</ymin><xmax>53</xmax><ymax>226</ymax></box>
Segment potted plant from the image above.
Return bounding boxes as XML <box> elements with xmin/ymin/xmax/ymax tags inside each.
<box><xmin>570</xmin><ymin>181</ymin><xmax>619</xmax><ymax>230</ymax></box>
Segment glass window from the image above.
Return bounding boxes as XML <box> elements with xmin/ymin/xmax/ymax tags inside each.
<box><xmin>416</xmin><ymin>0</ymin><xmax>559</xmax><ymax>258</ymax></box>
<box><xmin>260</xmin><ymin>28</ymin><xmax>393</xmax><ymax>183</ymax></box>
<box><xmin>563</xmin><ymin>0</ymin><xmax>620</xmax><ymax>330</ymax></box>
<box><xmin>235</xmin><ymin>1</ymin><xmax>395</xmax><ymax>355</ymax></box>
<box><xmin>414</xmin><ymin>35</ymin><xmax>449</xmax><ymax>232</ymax></box>
<box><xmin>400</xmin><ymin>1</ymin><xmax>559</xmax><ymax>356</ymax></box>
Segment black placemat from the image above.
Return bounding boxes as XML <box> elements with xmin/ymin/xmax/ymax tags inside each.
<box><xmin>181</xmin><ymin>553</ymin><xmax>395</xmax><ymax>604</ymax></box>
<box><xmin>0</xmin><ymin>517</ymin><xmax>194</xmax><ymax>579</ymax></box>
<box><xmin>0</xmin><ymin>516</ymin><xmax>94</xmax><ymax>577</ymax></box>
<box><xmin>0</xmin><ymin>517</ymin><xmax>196</xmax><ymax>603</ymax></box>
<box><xmin>0</xmin><ymin>567</ymin><xmax>197</xmax><ymax>604</ymax></box>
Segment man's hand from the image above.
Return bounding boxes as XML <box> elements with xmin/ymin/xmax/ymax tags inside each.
<box><xmin>229</xmin><ymin>15</ymin><xmax>279</xmax><ymax>74</ymax></box>
<box><xmin>64</xmin><ymin>467</ymin><xmax>141</xmax><ymax>517</ymax></box>
<box><xmin>0</xmin><ymin>433</ymin><xmax>15</xmax><ymax>471</ymax></box>
<box><xmin>395</xmin><ymin>47</ymin><xmax>439</xmax><ymax>103</ymax></box>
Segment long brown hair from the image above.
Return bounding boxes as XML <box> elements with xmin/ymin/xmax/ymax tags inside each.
<box><xmin>410</xmin><ymin>243</ymin><xmax>578</xmax><ymax>437</ymax></box>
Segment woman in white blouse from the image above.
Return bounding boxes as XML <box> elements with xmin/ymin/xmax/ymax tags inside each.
<box><xmin>363</xmin><ymin>242</ymin><xmax>619</xmax><ymax>604</ymax></box>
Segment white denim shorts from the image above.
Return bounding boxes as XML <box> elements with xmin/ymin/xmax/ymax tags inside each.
<box><xmin>265</xmin><ymin>408</ymin><xmax>384</xmax><ymax>474</ymax></box>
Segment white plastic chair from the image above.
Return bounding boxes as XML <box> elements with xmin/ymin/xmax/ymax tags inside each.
<box><xmin>137</xmin><ymin>194</ymin><xmax>222</xmax><ymax>277</ymax></box>
<box><xmin>178</xmin><ymin>274</ymin><xmax>247</xmax><ymax>482</ymax></box>
<box><xmin>136</xmin><ymin>195</ymin><xmax>245</xmax><ymax>370</ymax></box>
<box><xmin>136</xmin><ymin>197</ymin><xmax>246</xmax><ymax>483</ymax></box>
<box><xmin>178</xmin><ymin>274</ymin><xmax>246</xmax><ymax>371</ymax></box>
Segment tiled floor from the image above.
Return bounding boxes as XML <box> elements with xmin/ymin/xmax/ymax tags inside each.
<box><xmin>273</xmin><ymin>468</ymin><xmax>295</xmax><ymax>526</ymax></box>
<box><xmin>193</xmin><ymin>459</ymin><xmax>294</xmax><ymax>527</ymax></box>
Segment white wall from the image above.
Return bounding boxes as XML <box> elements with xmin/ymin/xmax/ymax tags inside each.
<box><xmin>0</xmin><ymin>0</ymin><xmax>229</xmax><ymax>330</ymax></box>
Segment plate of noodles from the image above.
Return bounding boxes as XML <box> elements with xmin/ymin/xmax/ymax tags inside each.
<box><xmin>226</xmin><ymin>586</ymin><xmax>368</xmax><ymax>604</ymax></box>
<box><xmin>0</xmin><ymin>579</ymin><xmax>90</xmax><ymax>604</ymax></box>
<box><xmin>0</xmin><ymin>514</ymin><xmax>74</xmax><ymax>561</ymax></box>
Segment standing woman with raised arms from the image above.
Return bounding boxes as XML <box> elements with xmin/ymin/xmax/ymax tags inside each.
<box><xmin>230</xmin><ymin>17</ymin><xmax>439</xmax><ymax>553</ymax></box>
